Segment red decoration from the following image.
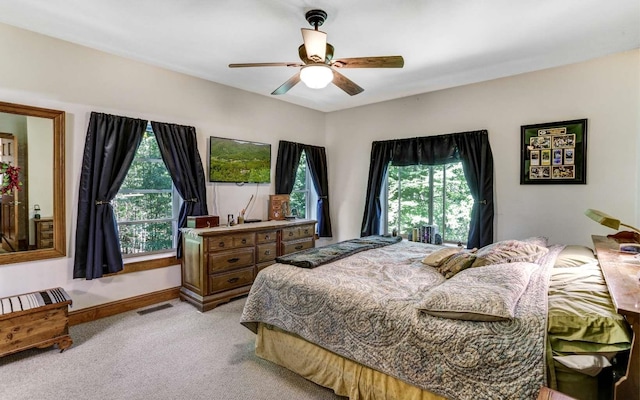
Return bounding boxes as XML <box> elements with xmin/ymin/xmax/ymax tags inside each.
<box><xmin>0</xmin><ymin>162</ymin><xmax>21</xmax><ymax>195</ymax></box>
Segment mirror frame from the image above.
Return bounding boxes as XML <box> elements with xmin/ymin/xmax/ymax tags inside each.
<box><xmin>0</xmin><ymin>100</ymin><xmax>65</xmax><ymax>265</ymax></box>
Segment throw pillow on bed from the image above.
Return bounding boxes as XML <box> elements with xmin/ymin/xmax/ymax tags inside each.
<box><xmin>421</xmin><ymin>247</ymin><xmax>463</xmax><ymax>267</ymax></box>
<box><xmin>471</xmin><ymin>239</ymin><xmax>548</xmax><ymax>268</ymax></box>
<box><xmin>417</xmin><ymin>262</ymin><xmax>536</xmax><ymax>321</ymax></box>
<box><xmin>437</xmin><ymin>252</ymin><xmax>476</xmax><ymax>279</ymax></box>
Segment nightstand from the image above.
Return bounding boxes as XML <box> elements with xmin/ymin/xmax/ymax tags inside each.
<box><xmin>34</xmin><ymin>217</ymin><xmax>54</xmax><ymax>249</ymax></box>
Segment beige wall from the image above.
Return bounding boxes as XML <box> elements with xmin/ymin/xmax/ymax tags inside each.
<box><xmin>0</xmin><ymin>21</ymin><xmax>638</xmax><ymax>310</ymax></box>
<box><xmin>0</xmin><ymin>23</ymin><xmax>325</xmax><ymax>309</ymax></box>
<box><xmin>326</xmin><ymin>50</ymin><xmax>640</xmax><ymax>246</ymax></box>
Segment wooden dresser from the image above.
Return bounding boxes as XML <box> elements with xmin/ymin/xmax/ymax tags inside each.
<box><xmin>592</xmin><ymin>235</ymin><xmax>640</xmax><ymax>400</ymax></box>
<box><xmin>34</xmin><ymin>218</ymin><xmax>54</xmax><ymax>249</ymax></box>
<box><xmin>180</xmin><ymin>219</ymin><xmax>316</xmax><ymax>312</ymax></box>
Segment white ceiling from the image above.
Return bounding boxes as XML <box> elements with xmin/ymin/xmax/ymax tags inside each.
<box><xmin>0</xmin><ymin>0</ymin><xmax>638</xmax><ymax>113</ymax></box>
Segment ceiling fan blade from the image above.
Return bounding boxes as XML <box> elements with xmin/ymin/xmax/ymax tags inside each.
<box><xmin>331</xmin><ymin>56</ymin><xmax>404</xmax><ymax>68</ymax></box>
<box><xmin>229</xmin><ymin>62</ymin><xmax>303</xmax><ymax>68</ymax></box>
<box><xmin>332</xmin><ymin>70</ymin><xmax>364</xmax><ymax>96</ymax></box>
<box><xmin>301</xmin><ymin>28</ymin><xmax>327</xmax><ymax>63</ymax></box>
<box><xmin>271</xmin><ymin>72</ymin><xmax>301</xmax><ymax>95</ymax></box>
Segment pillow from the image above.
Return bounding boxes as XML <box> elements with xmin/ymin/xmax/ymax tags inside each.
<box><xmin>421</xmin><ymin>247</ymin><xmax>463</xmax><ymax>267</ymax></box>
<box><xmin>554</xmin><ymin>245</ymin><xmax>596</xmax><ymax>268</ymax></box>
<box><xmin>553</xmin><ymin>355</ymin><xmax>611</xmax><ymax>377</ymax></box>
<box><xmin>417</xmin><ymin>262</ymin><xmax>535</xmax><ymax>321</ymax></box>
<box><xmin>521</xmin><ymin>236</ymin><xmax>548</xmax><ymax>248</ymax></box>
<box><xmin>437</xmin><ymin>252</ymin><xmax>476</xmax><ymax>279</ymax></box>
<box><xmin>471</xmin><ymin>239</ymin><xmax>549</xmax><ymax>268</ymax></box>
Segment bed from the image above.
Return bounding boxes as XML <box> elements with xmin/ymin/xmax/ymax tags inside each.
<box><xmin>240</xmin><ymin>237</ymin><xmax>631</xmax><ymax>400</ymax></box>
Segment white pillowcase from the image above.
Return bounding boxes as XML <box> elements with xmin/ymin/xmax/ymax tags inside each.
<box><xmin>553</xmin><ymin>355</ymin><xmax>612</xmax><ymax>377</ymax></box>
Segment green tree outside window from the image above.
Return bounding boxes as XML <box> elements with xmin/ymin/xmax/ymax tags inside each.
<box><xmin>387</xmin><ymin>162</ymin><xmax>472</xmax><ymax>244</ymax></box>
<box><xmin>112</xmin><ymin>126</ymin><xmax>179</xmax><ymax>255</ymax></box>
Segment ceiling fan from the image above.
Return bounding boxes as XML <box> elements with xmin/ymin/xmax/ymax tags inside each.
<box><xmin>229</xmin><ymin>9</ymin><xmax>404</xmax><ymax>96</ymax></box>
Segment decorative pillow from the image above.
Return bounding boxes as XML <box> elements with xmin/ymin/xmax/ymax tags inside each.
<box><xmin>421</xmin><ymin>247</ymin><xmax>463</xmax><ymax>267</ymax></box>
<box><xmin>553</xmin><ymin>245</ymin><xmax>596</xmax><ymax>268</ymax></box>
<box><xmin>417</xmin><ymin>262</ymin><xmax>536</xmax><ymax>321</ymax></box>
<box><xmin>437</xmin><ymin>252</ymin><xmax>476</xmax><ymax>279</ymax></box>
<box><xmin>471</xmin><ymin>239</ymin><xmax>549</xmax><ymax>268</ymax></box>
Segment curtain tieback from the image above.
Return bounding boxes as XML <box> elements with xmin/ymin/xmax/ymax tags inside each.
<box><xmin>95</xmin><ymin>200</ymin><xmax>111</xmax><ymax>205</ymax></box>
<box><xmin>319</xmin><ymin>196</ymin><xmax>328</xmax><ymax>199</ymax></box>
<box><xmin>185</xmin><ymin>198</ymin><xmax>198</xmax><ymax>203</ymax></box>
<box><xmin>478</xmin><ymin>199</ymin><xmax>487</xmax><ymax>205</ymax></box>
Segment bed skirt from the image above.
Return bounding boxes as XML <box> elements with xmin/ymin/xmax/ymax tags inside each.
<box><xmin>256</xmin><ymin>323</ymin><xmax>446</xmax><ymax>400</ymax></box>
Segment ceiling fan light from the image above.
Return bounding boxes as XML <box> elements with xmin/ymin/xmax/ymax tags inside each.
<box><xmin>300</xmin><ymin>65</ymin><xmax>333</xmax><ymax>89</ymax></box>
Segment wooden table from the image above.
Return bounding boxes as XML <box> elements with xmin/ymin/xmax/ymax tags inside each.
<box><xmin>592</xmin><ymin>235</ymin><xmax>640</xmax><ymax>400</ymax></box>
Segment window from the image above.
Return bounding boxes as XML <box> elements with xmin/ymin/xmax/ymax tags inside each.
<box><xmin>384</xmin><ymin>162</ymin><xmax>472</xmax><ymax>244</ymax></box>
<box><xmin>289</xmin><ymin>151</ymin><xmax>317</xmax><ymax>220</ymax></box>
<box><xmin>112</xmin><ymin>125</ymin><xmax>180</xmax><ymax>256</ymax></box>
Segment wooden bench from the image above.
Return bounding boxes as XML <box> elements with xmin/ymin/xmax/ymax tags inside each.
<box><xmin>0</xmin><ymin>288</ymin><xmax>73</xmax><ymax>357</ymax></box>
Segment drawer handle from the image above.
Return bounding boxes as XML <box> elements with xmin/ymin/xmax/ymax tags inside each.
<box><xmin>227</xmin><ymin>277</ymin><xmax>240</xmax><ymax>284</ymax></box>
<box><xmin>288</xmin><ymin>232</ymin><xmax>294</xmax><ymax>236</ymax></box>
<box><xmin>295</xmin><ymin>245</ymin><xmax>304</xmax><ymax>250</ymax></box>
<box><xmin>264</xmin><ymin>250</ymin><xmax>271</xmax><ymax>255</ymax></box>
<box><xmin>227</xmin><ymin>257</ymin><xmax>240</xmax><ymax>263</ymax></box>
<box><xmin>218</xmin><ymin>242</ymin><xmax>225</xmax><ymax>247</ymax></box>
<box><xmin>265</xmin><ymin>235</ymin><xmax>270</xmax><ymax>240</ymax></box>
<box><xmin>241</xmin><ymin>238</ymin><xmax>247</xmax><ymax>244</ymax></box>
<box><xmin>304</xmin><ymin>229</ymin><xmax>309</xmax><ymax>234</ymax></box>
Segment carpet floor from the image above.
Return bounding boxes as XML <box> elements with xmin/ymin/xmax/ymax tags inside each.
<box><xmin>0</xmin><ymin>297</ymin><xmax>346</xmax><ymax>400</ymax></box>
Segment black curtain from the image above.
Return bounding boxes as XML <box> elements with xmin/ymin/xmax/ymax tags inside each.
<box><xmin>302</xmin><ymin>145</ymin><xmax>332</xmax><ymax>237</ymax></box>
<box><xmin>360</xmin><ymin>130</ymin><xmax>494</xmax><ymax>247</ymax></box>
<box><xmin>275</xmin><ymin>140</ymin><xmax>303</xmax><ymax>194</ymax></box>
<box><xmin>455</xmin><ymin>131</ymin><xmax>494</xmax><ymax>248</ymax></box>
<box><xmin>73</xmin><ymin>112</ymin><xmax>147</xmax><ymax>279</ymax></box>
<box><xmin>275</xmin><ymin>140</ymin><xmax>333</xmax><ymax>237</ymax></box>
<box><xmin>360</xmin><ymin>141</ymin><xmax>394</xmax><ymax>237</ymax></box>
<box><xmin>151</xmin><ymin>121</ymin><xmax>209</xmax><ymax>258</ymax></box>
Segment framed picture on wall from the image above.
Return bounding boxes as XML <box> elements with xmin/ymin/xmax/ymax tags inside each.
<box><xmin>520</xmin><ymin>119</ymin><xmax>587</xmax><ymax>184</ymax></box>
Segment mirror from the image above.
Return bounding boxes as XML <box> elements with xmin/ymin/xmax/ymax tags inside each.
<box><xmin>0</xmin><ymin>101</ymin><xmax>65</xmax><ymax>265</ymax></box>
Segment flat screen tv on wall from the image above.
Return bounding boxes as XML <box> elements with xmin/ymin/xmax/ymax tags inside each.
<box><xmin>209</xmin><ymin>136</ymin><xmax>271</xmax><ymax>183</ymax></box>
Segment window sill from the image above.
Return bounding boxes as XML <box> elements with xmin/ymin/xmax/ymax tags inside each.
<box><xmin>107</xmin><ymin>252</ymin><xmax>179</xmax><ymax>276</ymax></box>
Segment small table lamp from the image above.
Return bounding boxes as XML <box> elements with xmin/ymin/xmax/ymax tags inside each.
<box><xmin>33</xmin><ymin>204</ymin><xmax>40</xmax><ymax>220</ymax></box>
<box><xmin>585</xmin><ymin>209</ymin><xmax>640</xmax><ymax>243</ymax></box>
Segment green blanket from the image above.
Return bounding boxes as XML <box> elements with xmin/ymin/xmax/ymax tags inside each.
<box><xmin>275</xmin><ymin>235</ymin><xmax>402</xmax><ymax>268</ymax></box>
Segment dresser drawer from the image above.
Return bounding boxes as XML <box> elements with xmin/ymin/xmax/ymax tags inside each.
<box><xmin>256</xmin><ymin>230</ymin><xmax>277</xmax><ymax>244</ymax></box>
<box><xmin>39</xmin><ymin>230</ymin><xmax>54</xmax><ymax>239</ymax></box>
<box><xmin>38</xmin><ymin>239</ymin><xmax>54</xmax><ymax>249</ymax></box>
<box><xmin>207</xmin><ymin>233</ymin><xmax>255</xmax><ymax>251</ymax></box>
<box><xmin>281</xmin><ymin>238</ymin><xmax>314</xmax><ymax>255</ymax></box>
<box><xmin>38</xmin><ymin>221</ymin><xmax>53</xmax><ymax>231</ymax></box>
<box><xmin>256</xmin><ymin>260</ymin><xmax>275</xmax><ymax>273</ymax></box>
<box><xmin>282</xmin><ymin>224</ymin><xmax>315</xmax><ymax>241</ymax></box>
<box><xmin>256</xmin><ymin>243</ymin><xmax>277</xmax><ymax>263</ymax></box>
<box><xmin>298</xmin><ymin>224</ymin><xmax>314</xmax><ymax>239</ymax></box>
<box><xmin>208</xmin><ymin>248</ymin><xmax>255</xmax><ymax>273</ymax></box>
<box><xmin>208</xmin><ymin>267</ymin><xmax>254</xmax><ymax>294</ymax></box>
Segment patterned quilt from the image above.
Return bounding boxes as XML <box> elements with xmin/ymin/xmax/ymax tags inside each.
<box><xmin>241</xmin><ymin>241</ymin><xmax>563</xmax><ymax>400</ymax></box>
